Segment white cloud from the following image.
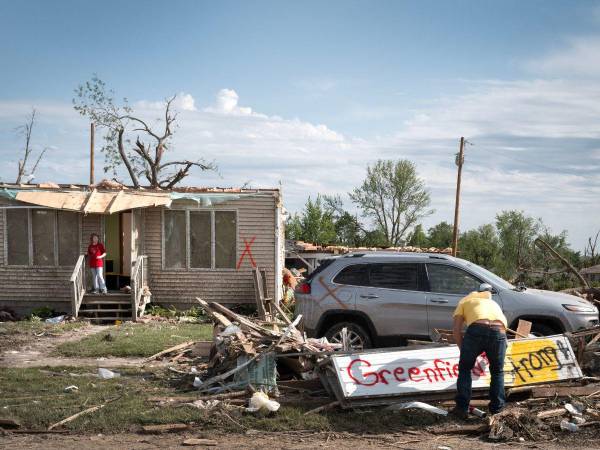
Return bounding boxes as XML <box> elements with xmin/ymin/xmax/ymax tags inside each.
<box><xmin>527</xmin><ymin>36</ymin><xmax>600</xmax><ymax>77</ymax></box>
<box><xmin>204</xmin><ymin>88</ymin><xmax>253</xmax><ymax>115</ymax></box>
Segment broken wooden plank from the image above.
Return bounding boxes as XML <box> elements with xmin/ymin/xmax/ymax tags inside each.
<box><xmin>144</xmin><ymin>341</ymin><xmax>195</xmax><ymax>363</ymax></box>
<box><xmin>536</xmin><ymin>408</ymin><xmax>566</xmax><ymax>419</ymax></box>
<box><xmin>304</xmin><ymin>400</ymin><xmax>340</xmax><ymax>415</ymax></box>
<box><xmin>515</xmin><ymin>319</ymin><xmax>532</xmax><ymax>339</ymax></box>
<box><xmin>141</xmin><ymin>423</ymin><xmax>189</xmax><ymax>434</ymax></box>
<box><xmin>272</xmin><ymin>301</ymin><xmax>292</xmax><ymax>326</ymax></box>
<box><xmin>183</xmin><ymin>438</ymin><xmax>217</xmax><ymax>446</ymax></box>
<box><xmin>196</xmin><ymin>298</ymin><xmax>232</xmax><ymax>327</ymax></box>
<box><xmin>209</xmin><ymin>301</ymin><xmax>280</xmax><ymax>337</ymax></box>
<box><xmin>48</xmin><ymin>404</ymin><xmax>105</xmax><ymax>430</ymax></box>
<box><xmin>531</xmin><ymin>385</ymin><xmax>600</xmax><ymax>398</ymax></box>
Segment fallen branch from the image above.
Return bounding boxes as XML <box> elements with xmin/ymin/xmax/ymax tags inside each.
<box><xmin>535</xmin><ymin>237</ymin><xmax>589</xmax><ymax>288</ymax></box>
<box><xmin>304</xmin><ymin>400</ymin><xmax>340</xmax><ymax>415</ymax></box>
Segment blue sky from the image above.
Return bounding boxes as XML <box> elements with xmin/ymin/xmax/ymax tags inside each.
<box><xmin>1</xmin><ymin>0</ymin><xmax>600</xmax><ymax>250</ymax></box>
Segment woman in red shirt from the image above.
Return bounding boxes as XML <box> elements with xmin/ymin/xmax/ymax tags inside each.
<box><xmin>88</xmin><ymin>233</ymin><xmax>107</xmax><ymax>294</ymax></box>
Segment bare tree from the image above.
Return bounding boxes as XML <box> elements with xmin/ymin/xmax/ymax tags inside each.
<box><xmin>73</xmin><ymin>76</ymin><xmax>216</xmax><ymax>188</ymax></box>
<box><xmin>15</xmin><ymin>109</ymin><xmax>48</xmax><ymax>184</ymax></box>
<box><xmin>584</xmin><ymin>230</ymin><xmax>600</xmax><ymax>266</ymax></box>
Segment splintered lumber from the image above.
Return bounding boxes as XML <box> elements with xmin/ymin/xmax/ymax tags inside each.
<box><xmin>141</xmin><ymin>423</ymin><xmax>189</xmax><ymax>434</ymax></box>
<box><xmin>144</xmin><ymin>341</ymin><xmax>195</xmax><ymax>363</ymax></box>
<box><xmin>208</xmin><ymin>301</ymin><xmax>280</xmax><ymax>337</ymax></box>
<box><xmin>48</xmin><ymin>404</ymin><xmax>105</xmax><ymax>430</ymax></box>
<box><xmin>183</xmin><ymin>439</ymin><xmax>217</xmax><ymax>446</ymax></box>
<box><xmin>272</xmin><ymin>301</ymin><xmax>292</xmax><ymax>326</ymax></box>
<box><xmin>537</xmin><ymin>408</ymin><xmax>566</xmax><ymax>419</ymax></box>
<box><xmin>531</xmin><ymin>384</ymin><xmax>600</xmax><ymax>398</ymax></box>
<box><xmin>197</xmin><ymin>298</ymin><xmax>232</xmax><ymax>327</ymax></box>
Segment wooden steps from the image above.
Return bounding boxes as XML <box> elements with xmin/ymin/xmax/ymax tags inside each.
<box><xmin>79</xmin><ymin>292</ymin><xmax>133</xmax><ymax>323</ymax></box>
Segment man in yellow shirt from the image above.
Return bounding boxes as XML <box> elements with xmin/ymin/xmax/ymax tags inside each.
<box><xmin>451</xmin><ymin>283</ymin><xmax>508</xmax><ymax>419</ymax></box>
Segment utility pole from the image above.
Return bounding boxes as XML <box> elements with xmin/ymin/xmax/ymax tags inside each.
<box><xmin>451</xmin><ymin>136</ymin><xmax>465</xmax><ymax>257</ymax></box>
<box><xmin>90</xmin><ymin>123</ymin><xmax>95</xmax><ymax>185</ymax></box>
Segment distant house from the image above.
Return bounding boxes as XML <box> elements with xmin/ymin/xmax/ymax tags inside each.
<box><xmin>581</xmin><ymin>264</ymin><xmax>600</xmax><ymax>283</ymax></box>
<box><xmin>0</xmin><ymin>182</ymin><xmax>283</xmax><ymax>321</ymax></box>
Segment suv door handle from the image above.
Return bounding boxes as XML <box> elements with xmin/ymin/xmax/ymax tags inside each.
<box><xmin>430</xmin><ymin>297</ymin><xmax>449</xmax><ymax>304</ymax></box>
<box><xmin>360</xmin><ymin>294</ymin><xmax>379</xmax><ymax>299</ymax></box>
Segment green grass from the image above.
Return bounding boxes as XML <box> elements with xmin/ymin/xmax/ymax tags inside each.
<box><xmin>0</xmin><ymin>319</ymin><xmax>88</xmax><ymax>337</ymax></box>
<box><xmin>54</xmin><ymin>322</ymin><xmax>213</xmax><ymax>358</ymax></box>
<box><xmin>0</xmin><ymin>367</ymin><xmax>443</xmax><ymax>434</ymax></box>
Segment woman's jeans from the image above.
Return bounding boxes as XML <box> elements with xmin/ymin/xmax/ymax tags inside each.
<box><xmin>456</xmin><ymin>324</ymin><xmax>507</xmax><ymax>414</ymax></box>
<box><xmin>91</xmin><ymin>267</ymin><xmax>107</xmax><ymax>293</ymax></box>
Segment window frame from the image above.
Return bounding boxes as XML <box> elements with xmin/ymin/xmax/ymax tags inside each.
<box><xmin>3</xmin><ymin>208</ymin><xmax>82</xmax><ymax>268</ymax></box>
<box><xmin>424</xmin><ymin>263</ymin><xmax>484</xmax><ymax>296</ymax></box>
<box><xmin>331</xmin><ymin>261</ymin><xmax>427</xmax><ymax>292</ymax></box>
<box><xmin>161</xmin><ymin>207</ymin><xmax>239</xmax><ymax>271</ymax></box>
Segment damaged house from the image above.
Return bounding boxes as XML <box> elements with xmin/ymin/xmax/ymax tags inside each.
<box><xmin>0</xmin><ymin>183</ymin><xmax>284</xmax><ymax>322</ymax></box>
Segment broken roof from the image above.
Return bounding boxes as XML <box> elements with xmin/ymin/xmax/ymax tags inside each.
<box><xmin>0</xmin><ymin>180</ymin><xmax>279</xmax><ymax>214</ymax></box>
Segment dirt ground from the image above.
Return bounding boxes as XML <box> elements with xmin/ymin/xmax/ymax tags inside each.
<box><xmin>0</xmin><ymin>429</ymin><xmax>594</xmax><ymax>450</ymax></box>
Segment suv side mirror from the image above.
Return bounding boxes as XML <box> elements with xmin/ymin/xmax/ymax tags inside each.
<box><xmin>478</xmin><ymin>283</ymin><xmax>494</xmax><ymax>293</ymax></box>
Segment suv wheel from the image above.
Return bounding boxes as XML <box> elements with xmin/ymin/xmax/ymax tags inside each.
<box><xmin>530</xmin><ymin>322</ymin><xmax>559</xmax><ymax>337</ymax></box>
<box><xmin>324</xmin><ymin>322</ymin><xmax>372</xmax><ymax>350</ymax></box>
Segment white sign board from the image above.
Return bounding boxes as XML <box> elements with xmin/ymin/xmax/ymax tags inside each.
<box><xmin>331</xmin><ymin>335</ymin><xmax>582</xmax><ymax>399</ymax></box>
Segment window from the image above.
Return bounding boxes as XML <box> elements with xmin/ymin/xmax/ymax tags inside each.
<box><xmin>427</xmin><ymin>264</ymin><xmax>481</xmax><ymax>295</ymax></box>
<box><xmin>369</xmin><ymin>263</ymin><xmax>419</xmax><ymax>290</ymax></box>
<box><xmin>5</xmin><ymin>209</ymin><xmax>79</xmax><ymax>266</ymax></box>
<box><xmin>333</xmin><ymin>264</ymin><xmax>369</xmax><ymax>286</ymax></box>
<box><xmin>215</xmin><ymin>211</ymin><xmax>236</xmax><ymax>268</ymax></box>
<box><xmin>6</xmin><ymin>209</ymin><xmax>29</xmax><ymax>265</ymax></box>
<box><xmin>163</xmin><ymin>209</ymin><xmax>238</xmax><ymax>269</ymax></box>
<box><xmin>58</xmin><ymin>212</ymin><xmax>80</xmax><ymax>266</ymax></box>
<box><xmin>164</xmin><ymin>210</ymin><xmax>186</xmax><ymax>269</ymax></box>
<box><xmin>190</xmin><ymin>211</ymin><xmax>211</xmax><ymax>268</ymax></box>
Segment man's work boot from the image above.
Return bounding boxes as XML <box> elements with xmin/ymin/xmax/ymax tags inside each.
<box><xmin>449</xmin><ymin>407</ymin><xmax>469</xmax><ymax>420</ymax></box>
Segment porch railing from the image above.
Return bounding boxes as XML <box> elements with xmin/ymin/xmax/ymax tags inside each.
<box><xmin>131</xmin><ymin>255</ymin><xmax>149</xmax><ymax>321</ymax></box>
<box><xmin>70</xmin><ymin>254</ymin><xmax>86</xmax><ymax>318</ymax></box>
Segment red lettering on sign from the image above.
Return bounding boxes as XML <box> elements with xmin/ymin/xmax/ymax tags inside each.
<box><xmin>378</xmin><ymin>369</ymin><xmax>392</xmax><ymax>384</ymax></box>
<box><xmin>346</xmin><ymin>358</ymin><xmax>378</xmax><ymax>386</ymax></box>
<box><xmin>408</xmin><ymin>367</ymin><xmax>423</xmax><ymax>382</ymax></box>
<box><xmin>393</xmin><ymin>367</ymin><xmax>406</xmax><ymax>382</ymax></box>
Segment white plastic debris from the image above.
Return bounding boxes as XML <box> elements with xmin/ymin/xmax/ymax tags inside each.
<box><xmin>45</xmin><ymin>315</ymin><xmax>65</xmax><ymax>324</ymax></box>
<box><xmin>246</xmin><ymin>392</ymin><xmax>280</xmax><ymax>413</ymax></box>
<box><xmin>386</xmin><ymin>401</ymin><xmax>448</xmax><ymax>416</ymax></box>
<box><xmin>560</xmin><ymin>419</ymin><xmax>579</xmax><ymax>432</ymax></box>
<box><xmin>64</xmin><ymin>385</ymin><xmax>79</xmax><ymax>393</ymax></box>
<box><xmin>221</xmin><ymin>325</ymin><xmax>242</xmax><ymax>336</ymax></box>
<box><xmin>565</xmin><ymin>403</ymin><xmax>584</xmax><ymax>416</ymax></box>
<box><xmin>572</xmin><ymin>416</ymin><xmax>586</xmax><ymax>425</ymax></box>
<box><xmin>193</xmin><ymin>376</ymin><xmax>203</xmax><ymax>388</ymax></box>
<box><xmin>187</xmin><ymin>399</ymin><xmax>220</xmax><ymax>410</ymax></box>
<box><xmin>97</xmin><ymin>368</ymin><xmax>120</xmax><ymax>379</ymax></box>
<box><xmin>190</xmin><ymin>367</ymin><xmax>198</xmax><ymax>374</ymax></box>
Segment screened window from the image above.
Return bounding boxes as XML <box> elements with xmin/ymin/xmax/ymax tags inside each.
<box><xmin>163</xmin><ymin>209</ymin><xmax>237</xmax><ymax>269</ymax></box>
<box><xmin>6</xmin><ymin>209</ymin><xmax>29</xmax><ymax>265</ymax></box>
<box><xmin>427</xmin><ymin>264</ymin><xmax>481</xmax><ymax>295</ymax></box>
<box><xmin>190</xmin><ymin>211</ymin><xmax>211</xmax><ymax>268</ymax></box>
<box><xmin>369</xmin><ymin>263</ymin><xmax>419</xmax><ymax>290</ymax></box>
<box><xmin>5</xmin><ymin>209</ymin><xmax>79</xmax><ymax>266</ymax></box>
<box><xmin>164</xmin><ymin>210</ymin><xmax>186</xmax><ymax>269</ymax></box>
<box><xmin>215</xmin><ymin>211</ymin><xmax>236</xmax><ymax>268</ymax></box>
<box><xmin>333</xmin><ymin>264</ymin><xmax>369</xmax><ymax>286</ymax></box>
<box><xmin>58</xmin><ymin>212</ymin><xmax>80</xmax><ymax>266</ymax></box>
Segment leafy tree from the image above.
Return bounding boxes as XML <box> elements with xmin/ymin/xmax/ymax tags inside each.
<box><xmin>459</xmin><ymin>224</ymin><xmax>500</xmax><ymax>269</ymax></box>
<box><xmin>285</xmin><ymin>196</ymin><xmax>336</xmax><ymax>245</ymax></box>
<box><xmin>73</xmin><ymin>76</ymin><xmax>215</xmax><ymax>188</ymax></box>
<box><xmin>349</xmin><ymin>159</ymin><xmax>433</xmax><ymax>246</ymax></box>
<box><xmin>495</xmin><ymin>210</ymin><xmax>541</xmax><ymax>279</ymax></box>
<box><xmin>408</xmin><ymin>224</ymin><xmax>429</xmax><ymax>248</ymax></box>
<box><xmin>427</xmin><ymin>221</ymin><xmax>453</xmax><ymax>249</ymax></box>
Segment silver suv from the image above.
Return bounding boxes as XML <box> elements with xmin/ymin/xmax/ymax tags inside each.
<box><xmin>295</xmin><ymin>252</ymin><xmax>599</xmax><ymax>348</ymax></box>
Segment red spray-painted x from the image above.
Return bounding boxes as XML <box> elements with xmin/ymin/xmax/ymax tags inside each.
<box><xmin>315</xmin><ymin>276</ymin><xmax>348</xmax><ymax>309</ymax></box>
<box><xmin>236</xmin><ymin>236</ymin><xmax>257</xmax><ymax>270</ymax></box>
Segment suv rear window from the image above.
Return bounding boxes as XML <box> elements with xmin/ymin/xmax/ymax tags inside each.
<box><xmin>305</xmin><ymin>258</ymin><xmax>336</xmax><ymax>282</ymax></box>
<box><xmin>333</xmin><ymin>264</ymin><xmax>369</xmax><ymax>286</ymax></box>
<box><xmin>369</xmin><ymin>263</ymin><xmax>419</xmax><ymax>290</ymax></box>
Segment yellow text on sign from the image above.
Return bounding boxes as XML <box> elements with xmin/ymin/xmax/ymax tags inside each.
<box><xmin>505</xmin><ymin>338</ymin><xmax>564</xmax><ymax>387</ymax></box>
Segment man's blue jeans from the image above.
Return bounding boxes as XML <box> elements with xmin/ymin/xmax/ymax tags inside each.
<box><xmin>456</xmin><ymin>324</ymin><xmax>507</xmax><ymax>414</ymax></box>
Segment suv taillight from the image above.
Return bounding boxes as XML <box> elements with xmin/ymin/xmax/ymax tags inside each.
<box><xmin>296</xmin><ymin>282</ymin><xmax>311</xmax><ymax>294</ymax></box>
